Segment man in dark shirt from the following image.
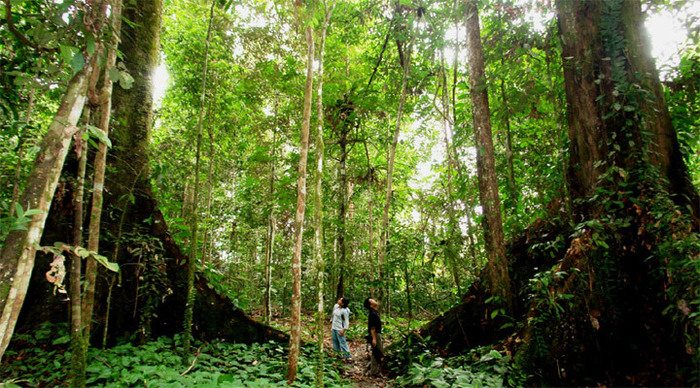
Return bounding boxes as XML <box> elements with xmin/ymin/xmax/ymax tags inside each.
<box><xmin>363</xmin><ymin>298</ymin><xmax>383</xmax><ymax>376</ymax></box>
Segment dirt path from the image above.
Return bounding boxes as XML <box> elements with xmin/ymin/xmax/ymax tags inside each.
<box><xmin>335</xmin><ymin>338</ymin><xmax>390</xmax><ymax>388</ymax></box>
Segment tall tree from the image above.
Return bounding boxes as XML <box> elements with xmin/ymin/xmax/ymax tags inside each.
<box><xmin>515</xmin><ymin>0</ymin><xmax>700</xmax><ymax>383</ymax></box>
<box><xmin>557</xmin><ymin>0</ymin><xmax>698</xmax><ymax>217</ymax></box>
<box><xmin>0</xmin><ymin>2</ymin><xmax>105</xmax><ymax>361</ymax></box>
<box><xmin>183</xmin><ymin>0</ymin><xmax>216</xmax><ymax>354</ymax></box>
<box><xmin>81</xmin><ymin>0</ymin><xmax>124</xmax><ymax>351</ymax></box>
<box><xmin>464</xmin><ymin>0</ymin><xmax>512</xmax><ymax>307</ymax></box>
<box><xmin>314</xmin><ymin>1</ymin><xmax>334</xmax><ymax>385</ymax></box>
<box><xmin>286</xmin><ymin>2</ymin><xmax>314</xmax><ymax>382</ymax></box>
<box><xmin>378</xmin><ymin>8</ymin><xmax>413</xmax><ymax>303</ymax></box>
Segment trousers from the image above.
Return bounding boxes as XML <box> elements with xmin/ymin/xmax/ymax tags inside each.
<box><xmin>331</xmin><ymin>329</ymin><xmax>350</xmax><ymax>358</ymax></box>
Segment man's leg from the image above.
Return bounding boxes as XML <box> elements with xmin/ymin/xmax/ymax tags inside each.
<box><xmin>368</xmin><ymin>333</ymin><xmax>383</xmax><ymax>376</ymax></box>
<box><xmin>338</xmin><ymin>333</ymin><xmax>351</xmax><ymax>359</ymax></box>
<box><xmin>332</xmin><ymin>330</ymin><xmax>341</xmax><ymax>353</ymax></box>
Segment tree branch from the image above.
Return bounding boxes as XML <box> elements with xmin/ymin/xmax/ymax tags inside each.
<box><xmin>4</xmin><ymin>0</ymin><xmax>58</xmax><ymax>53</ymax></box>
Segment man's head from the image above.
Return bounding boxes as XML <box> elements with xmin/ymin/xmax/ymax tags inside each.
<box><xmin>363</xmin><ymin>298</ymin><xmax>379</xmax><ymax>310</ymax></box>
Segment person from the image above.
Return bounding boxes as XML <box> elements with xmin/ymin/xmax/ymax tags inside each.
<box><xmin>363</xmin><ymin>297</ymin><xmax>383</xmax><ymax>376</ymax></box>
<box><xmin>331</xmin><ymin>297</ymin><xmax>351</xmax><ymax>359</ymax></box>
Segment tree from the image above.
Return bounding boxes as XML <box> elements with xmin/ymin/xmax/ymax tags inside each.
<box><xmin>377</xmin><ymin>6</ymin><xmax>414</xmax><ymax>304</ymax></box>
<box><xmin>183</xmin><ymin>0</ymin><xmax>217</xmax><ymax>354</ymax></box>
<box><xmin>313</xmin><ymin>1</ymin><xmax>335</xmax><ymax>385</ymax></box>
<box><xmin>286</xmin><ymin>1</ymin><xmax>314</xmax><ymax>382</ymax></box>
<box><xmin>0</xmin><ymin>2</ymin><xmax>106</xmax><ymax>361</ymax></box>
<box><xmin>464</xmin><ymin>0</ymin><xmax>512</xmax><ymax>307</ymax></box>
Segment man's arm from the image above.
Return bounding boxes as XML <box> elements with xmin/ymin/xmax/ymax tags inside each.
<box><xmin>370</xmin><ymin>327</ymin><xmax>377</xmax><ymax>347</ymax></box>
<box><xmin>340</xmin><ymin>309</ymin><xmax>348</xmax><ymax>335</ymax></box>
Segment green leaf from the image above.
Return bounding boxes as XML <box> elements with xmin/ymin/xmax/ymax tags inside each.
<box><xmin>14</xmin><ymin>203</ymin><xmax>24</xmax><ymax>218</ymax></box>
<box><xmin>108</xmin><ymin>67</ymin><xmax>121</xmax><ymax>82</ymax></box>
<box><xmin>86</xmin><ymin>36</ymin><xmax>96</xmax><ymax>55</ymax></box>
<box><xmin>87</xmin><ymin>125</ymin><xmax>112</xmax><ymax>148</ymax></box>
<box><xmin>75</xmin><ymin>247</ymin><xmax>91</xmax><ymax>258</ymax></box>
<box><xmin>52</xmin><ymin>335</ymin><xmax>71</xmax><ymax>345</ymax></box>
<box><xmin>71</xmin><ymin>52</ymin><xmax>85</xmax><ymax>75</ymax></box>
<box><xmin>119</xmin><ymin>71</ymin><xmax>135</xmax><ymax>90</ymax></box>
<box><xmin>90</xmin><ymin>253</ymin><xmax>119</xmax><ymax>272</ymax></box>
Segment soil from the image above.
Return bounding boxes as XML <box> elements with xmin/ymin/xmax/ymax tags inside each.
<box><xmin>336</xmin><ymin>337</ymin><xmax>390</xmax><ymax>388</ymax></box>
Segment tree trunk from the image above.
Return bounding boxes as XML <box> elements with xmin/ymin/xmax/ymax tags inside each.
<box><xmin>558</xmin><ymin>0</ymin><xmax>698</xmax><ymax>218</ymax></box>
<box><xmin>286</xmin><ymin>15</ymin><xmax>314</xmax><ymax>384</ymax></box>
<box><xmin>263</xmin><ymin>113</ymin><xmax>278</xmax><ymax>325</ymax></box>
<box><xmin>464</xmin><ymin>0</ymin><xmax>512</xmax><ymax>308</ymax></box>
<box><xmin>183</xmin><ymin>0</ymin><xmax>216</xmax><ymax>353</ymax></box>
<box><xmin>499</xmin><ymin>76</ymin><xmax>517</xmax><ymax>209</ymax></box>
<box><xmin>201</xmin><ymin>117</ymin><xmax>215</xmax><ymax>267</ymax></box>
<box><xmin>378</xmin><ymin>29</ymin><xmax>413</xmax><ymax>304</ymax></box>
<box><xmin>69</xmin><ymin>111</ymin><xmax>90</xmax><ymax>388</ymax></box>
<box><xmin>0</xmin><ymin>66</ymin><xmax>93</xmax><ymax>361</ymax></box>
<box><xmin>335</xmin><ymin>114</ymin><xmax>348</xmax><ymax>300</ymax></box>
<box><xmin>81</xmin><ymin>0</ymin><xmax>123</xmax><ymax>348</ymax></box>
<box><xmin>314</xmin><ymin>3</ymin><xmax>334</xmax><ymax>386</ymax></box>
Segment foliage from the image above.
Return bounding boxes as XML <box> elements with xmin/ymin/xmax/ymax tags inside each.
<box><xmin>394</xmin><ymin>346</ymin><xmax>527</xmax><ymax>388</ymax></box>
<box><xmin>0</xmin><ymin>323</ymin><xmax>351</xmax><ymax>387</ymax></box>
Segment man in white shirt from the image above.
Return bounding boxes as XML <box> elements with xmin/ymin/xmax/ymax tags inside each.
<box><xmin>331</xmin><ymin>297</ymin><xmax>351</xmax><ymax>359</ymax></box>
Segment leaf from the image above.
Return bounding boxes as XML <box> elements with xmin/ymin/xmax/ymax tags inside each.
<box><xmin>60</xmin><ymin>45</ymin><xmax>75</xmax><ymax>63</ymax></box>
<box><xmin>14</xmin><ymin>203</ymin><xmax>24</xmax><ymax>218</ymax></box>
<box><xmin>119</xmin><ymin>71</ymin><xmax>135</xmax><ymax>90</ymax></box>
<box><xmin>87</xmin><ymin>125</ymin><xmax>112</xmax><ymax>148</ymax></box>
<box><xmin>90</xmin><ymin>253</ymin><xmax>120</xmax><ymax>273</ymax></box>
<box><xmin>86</xmin><ymin>36</ymin><xmax>96</xmax><ymax>55</ymax></box>
<box><xmin>75</xmin><ymin>247</ymin><xmax>91</xmax><ymax>258</ymax></box>
<box><xmin>52</xmin><ymin>335</ymin><xmax>71</xmax><ymax>345</ymax></box>
<box><xmin>108</xmin><ymin>67</ymin><xmax>121</xmax><ymax>82</ymax></box>
<box><xmin>71</xmin><ymin>52</ymin><xmax>85</xmax><ymax>76</ymax></box>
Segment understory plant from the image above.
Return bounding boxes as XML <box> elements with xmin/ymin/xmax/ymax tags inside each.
<box><xmin>0</xmin><ymin>322</ymin><xmax>351</xmax><ymax>387</ymax></box>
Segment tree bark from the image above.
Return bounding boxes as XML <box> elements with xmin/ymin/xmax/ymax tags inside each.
<box><xmin>378</xmin><ymin>27</ymin><xmax>413</xmax><ymax>305</ymax></box>
<box><xmin>286</xmin><ymin>14</ymin><xmax>314</xmax><ymax>384</ymax></box>
<box><xmin>81</xmin><ymin>0</ymin><xmax>123</xmax><ymax>348</ymax></box>
<box><xmin>314</xmin><ymin>2</ymin><xmax>334</xmax><ymax>386</ymax></box>
<box><xmin>335</xmin><ymin>111</ymin><xmax>348</xmax><ymax>300</ymax></box>
<box><xmin>69</xmin><ymin>110</ymin><xmax>90</xmax><ymax>388</ymax></box>
<box><xmin>464</xmin><ymin>0</ymin><xmax>512</xmax><ymax>308</ymax></box>
<box><xmin>557</xmin><ymin>0</ymin><xmax>698</xmax><ymax>219</ymax></box>
<box><xmin>0</xmin><ymin>66</ymin><xmax>93</xmax><ymax>361</ymax></box>
<box><xmin>263</xmin><ymin>111</ymin><xmax>278</xmax><ymax>325</ymax></box>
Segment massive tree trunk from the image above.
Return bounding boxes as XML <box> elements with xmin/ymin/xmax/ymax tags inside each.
<box><xmin>11</xmin><ymin>0</ymin><xmax>286</xmax><ymax>351</ymax></box>
<box><xmin>464</xmin><ymin>0</ymin><xmax>512</xmax><ymax>307</ymax></box>
<box><xmin>517</xmin><ymin>0</ymin><xmax>699</xmax><ymax>383</ymax></box>
<box><xmin>414</xmin><ymin>1</ymin><xmax>698</xmax><ymax>386</ymax></box>
<box><xmin>286</xmin><ymin>12</ymin><xmax>314</xmax><ymax>384</ymax></box>
<box><xmin>100</xmin><ymin>0</ymin><xmax>285</xmax><ymax>346</ymax></box>
<box><xmin>558</xmin><ymin>0</ymin><xmax>698</xmax><ymax>219</ymax></box>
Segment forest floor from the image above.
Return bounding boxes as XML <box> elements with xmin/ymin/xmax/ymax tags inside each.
<box><xmin>264</xmin><ymin>313</ymin><xmax>394</xmax><ymax>387</ymax></box>
<box><xmin>332</xmin><ymin>336</ymin><xmax>390</xmax><ymax>388</ymax></box>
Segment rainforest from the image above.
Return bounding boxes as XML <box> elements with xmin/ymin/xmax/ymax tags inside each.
<box><xmin>0</xmin><ymin>0</ymin><xmax>699</xmax><ymax>386</ymax></box>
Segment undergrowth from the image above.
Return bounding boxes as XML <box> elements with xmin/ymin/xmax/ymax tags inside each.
<box><xmin>0</xmin><ymin>322</ymin><xmax>351</xmax><ymax>387</ymax></box>
<box><xmin>393</xmin><ymin>346</ymin><xmax>528</xmax><ymax>388</ymax></box>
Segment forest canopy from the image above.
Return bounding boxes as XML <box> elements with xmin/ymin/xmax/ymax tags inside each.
<box><xmin>0</xmin><ymin>0</ymin><xmax>698</xmax><ymax>386</ymax></box>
